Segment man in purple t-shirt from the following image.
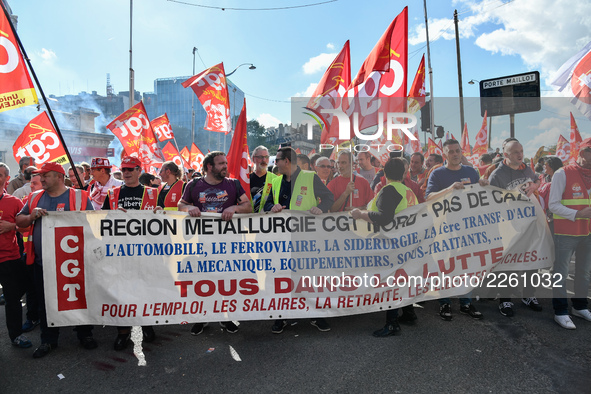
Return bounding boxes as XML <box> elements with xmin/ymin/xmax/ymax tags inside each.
<box><xmin>178</xmin><ymin>151</ymin><xmax>251</xmax><ymax>335</ymax></box>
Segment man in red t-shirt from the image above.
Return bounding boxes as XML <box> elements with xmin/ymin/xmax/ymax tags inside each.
<box><xmin>328</xmin><ymin>151</ymin><xmax>374</xmax><ymax>212</ymax></box>
<box><xmin>0</xmin><ymin>162</ymin><xmax>32</xmax><ymax>349</ymax></box>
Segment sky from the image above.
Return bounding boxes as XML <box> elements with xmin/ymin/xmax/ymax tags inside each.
<box><xmin>7</xmin><ymin>0</ymin><xmax>591</xmax><ymax>156</ymax></box>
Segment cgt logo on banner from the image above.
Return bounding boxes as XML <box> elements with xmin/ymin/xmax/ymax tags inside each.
<box><xmin>54</xmin><ymin>226</ymin><xmax>87</xmax><ymax>311</ymax></box>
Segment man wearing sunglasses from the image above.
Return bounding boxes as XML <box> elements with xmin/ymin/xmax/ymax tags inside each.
<box><xmin>266</xmin><ymin>147</ymin><xmax>334</xmax><ymax>333</ymax></box>
<box><xmin>102</xmin><ymin>156</ymin><xmax>159</xmax><ymax>350</ymax></box>
<box><xmin>249</xmin><ymin>146</ymin><xmax>276</xmax><ymax>213</ymax></box>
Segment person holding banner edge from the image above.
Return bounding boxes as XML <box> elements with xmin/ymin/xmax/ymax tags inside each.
<box><xmin>178</xmin><ymin>151</ymin><xmax>252</xmax><ymax>335</ymax></box>
<box><xmin>350</xmin><ymin>158</ymin><xmax>419</xmax><ymax>336</ymax></box>
<box><xmin>249</xmin><ymin>146</ymin><xmax>276</xmax><ymax>213</ymax></box>
<box><xmin>15</xmin><ymin>162</ymin><xmax>96</xmax><ymax>358</ymax></box>
<box><xmin>102</xmin><ymin>156</ymin><xmax>159</xmax><ymax>350</ymax></box>
<box><xmin>266</xmin><ymin>146</ymin><xmax>334</xmax><ymax>333</ymax></box>
<box><xmin>425</xmin><ymin>139</ymin><xmax>489</xmax><ymax>321</ymax></box>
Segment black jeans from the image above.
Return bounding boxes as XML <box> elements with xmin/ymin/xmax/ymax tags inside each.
<box><xmin>0</xmin><ymin>258</ymin><xmax>28</xmax><ymax>341</ymax></box>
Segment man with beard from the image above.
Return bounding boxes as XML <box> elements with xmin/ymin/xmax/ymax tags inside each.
<box><xmin>249</xmin><ymin>146</ymin><xmax>276</xmax><ymax>213</ymax></box>
<box><xmin>178</xmin><ymin>151</ymin><xmax>251</xmax><ymax>335</ymax></box>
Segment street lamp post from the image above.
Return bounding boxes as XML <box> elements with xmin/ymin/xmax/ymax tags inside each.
<box><xmin>468</xmin><ymin>79</ymin><xmax>492</xmax><ymax>147</ymax></box>
<box><xmin>191</xmin><ymin>47</ymin><xmax>196</xmax><ymax>145</ymax></box>
<box><xmin>223</xmin><ymin>63</ymin><xmax>256</xmax><ymax>151</ymax></box>
<box><xmin>226</xmin><ymin>63</ymin><xmax>256</xmax><ymax>77</ymax></box>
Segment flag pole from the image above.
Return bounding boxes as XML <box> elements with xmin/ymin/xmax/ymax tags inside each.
<box><xmin>1</xmin><ymin>3</ymin><xmax>83</xmax><ymax>189</ymax></box>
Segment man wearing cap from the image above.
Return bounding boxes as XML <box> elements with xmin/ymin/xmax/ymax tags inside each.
<box><xmin>101</xmin><ymin>156</ymin><xmax>159</xmax><ymax>349</ymax></box>
<box><xmin>15</xmin><ymin>162</ymin><xmax>96</xmax><ymax>358</ymax></box>
<box><xmin>249</xmin><ymin>146</ymin><xmax>276</xmax><ymax>213</ymax></box>
<box><xmin>7</xmin><ymin>156</ymin><xmax>33</xmax><ymax>195</ymax></box>
<box><xmin>549</xmin><ymin>137</ymin><xmax>591</xmax><ymax>329</ymax></box>
<box><xmin>88</xmin><ymin>157</ymin><xmax>122</xmax><ymax>210</ymax></box>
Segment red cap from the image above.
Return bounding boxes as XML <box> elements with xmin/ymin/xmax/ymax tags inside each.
<box><xmin>579</xmin><ymin>137</ymin><xmax>591</xmax><ymax>151</ymax></box>
<box><xmin>91</xmin><ymin>157</ymin><xmax>111</xmax><ymax>169</ymax></box>
<box><xmin>33</xmin><ymin>162</ymin><xmax>65</xmax><ymax>175</ymax></box>
<box><xmin>120</xmin><ymin>156</ymin><xmax>142</xmax><ymax>169</ymax></box>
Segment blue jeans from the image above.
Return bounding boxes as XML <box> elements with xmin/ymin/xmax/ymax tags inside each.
<box><xmin>438</xmin><ymin>297</ymin><xmax>471</xmax><ymax>306</ymax></box>
<box><xmin>552</xmin><ymin>234</ymin><xmax>591</xmax><ymax>315</ymax></box>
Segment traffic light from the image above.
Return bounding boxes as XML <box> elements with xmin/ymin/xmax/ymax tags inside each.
<box><xmin>420</xmin><ymin>101</ymin><xmax>430</xmax><ymax>132</ymax></box>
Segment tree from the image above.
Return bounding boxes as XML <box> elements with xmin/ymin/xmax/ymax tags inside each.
<box><xmin>247</xmin><ymin>119</ymin><xmax>268</xmax><ymax>150</ymax></box>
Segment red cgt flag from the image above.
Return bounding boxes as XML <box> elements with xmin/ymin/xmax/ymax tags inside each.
<box><xmin>13</xmin><ymin>112</ymin><xmax>67</xmax><ymax>166</ymax></box>
<box><xmin>226</xmin><ymin>98</ymin><xmax>250</xmax><ymax>200</ymax></box>
<box><xmin>107</xmin><ymin>102</ymin><xmax>163</xmax><ymax>170</ymax></box>
<box><xmin>190</xmin><ymin>143</ymin><xmax>205</xmax><ymax>171</ymax></box>
<box><xmin>407</xmin><ymin>54</ymin><xmax>425</xmax><ymax>114</ymax></box>
<box><xmin>472</xmin><ymin>111</ymin><xmax>488</xmax><ymax>156</ymax></box>
<box><xmin>182</xmin><ymin>62</ymin><xmax>232</xmax><ymax>134</ymax></box>
<box><xmin>0</xmin><ymin>6</ymin><xmax>38</xmax><ymax>113</ymax></box>
<box><xmin>346</xmin><ymin>7</ymin><xmax>408</xmax><ymax>132</ymax></box>
<box><xmin>556</xmin><ymin>135</ymin><xmax>571</xmax><ymax>163</ymax></box>
<box><xmin>306</xmin><ymin>40</ymin><xmax>352</xmax><ymax>145</ymax></box>
<box><xmin>460</xmin><ymin>122</ymin><xmax>471</xmax><ymax>155</ymax></box>
<box><xmin>161</xmin><ymin>141</ymin><xmax>184</xmax><ymax>169</ymax></box>
<box><xmin>151</xmin><ymin>113</ymin><xmax>175</xmax><ymax>142</ymax></box>
<box><xmin>569</xmin><ymin>112</ymin><xmax>583</xmax><ymax>164</ymax></box>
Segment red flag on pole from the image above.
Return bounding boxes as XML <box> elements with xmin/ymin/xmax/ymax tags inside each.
<box><xmin>226</xmin><ymin>98</ymin><xmax>250</xmax><ymax>199</ymax></box>
<box><xmin>161</xmin><ymin>142</ymin><xmax>184</xmax><ymax>169</ymax></box>
<box><xmin>182</xmin><ymin>62</ymin><xmax>232</xmax><ymax>134</ymax></box>
<box><xmin>347</xmin><ymin>7</ymin><xmax>408</xmax><ymax>132</ymax></box>
<box><xmin>13</xmin><ymin>112</ymin><xmax>67</xmax><ymax>166</ymax></box>
<box><xmin>472</xmin><ymin>111</ymin><xmax>488</xmax><ymax>156</ymax></box>
<box><xmin>569</xmin><ymin>112</ymin><xmax>583</xmax><ymax>164</ymax></box>
<box><xmin>407</xmin><ymin>54</ymin><xmax>426</xmax><ymax>114</ymax></box>
<box><xmin>306</xmin><ymin>41</ymin><xmax>352</xmax><ymax>145</ymax></box>
<box><xmin>295</xmin><ymin>148</ymin><xmax>302</xmax><ymax>154</ymax></box>
<box><xmin>551</xmin><ymin>41</ymin><xmax>591</xmax><ymax>120</ymax></box>
<box><xmin>190</xmin><ymin>143</ymin><xmax>205</xmax><ymax>171</ymax></box>
<box><xmin>106</xmin><ymin>101</ymin><xmax>163</xmax><ymax>171</ymax></box>
<box><xmin>0</xmin><ymin>7</ymin><xmax>38</xmax><ymax>113</ymax></box>
<box><xmin>427</xmin><ymin>138</ymin><xmax>442</xmax><ymax>155</ymax></box>
<box><xmin>460</xmin><ymin>123</ymin><xmax>471</xmax><ymax>155</ymax></box>
<box><xmin>151</xmin><ymin>113</ymin><xmax>175</xmax><ymax>142</ymax></box>
<box><xmin>556</xmin><ymin>135</ymin><xmax>571</xmax><ymax>163</ymax></box>
<box><xmin>179</xmin><ymin>146</ymin><xmax>191</xmax><ymax>169</ymax></box>
<box><xmin>308</xmin><ymin>148</ymin><xmax>316</xmax><ymax>157</ymax></box>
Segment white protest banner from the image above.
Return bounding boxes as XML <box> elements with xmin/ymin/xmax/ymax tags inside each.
<box><xmin>42</xmin><ymin>185</ymin><xmax>554</xmax><ymax>327</ymax></box>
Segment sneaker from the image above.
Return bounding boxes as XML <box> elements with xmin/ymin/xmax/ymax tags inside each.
<box><xmin>22</xmin><ymin>319</ymin><xmax>40</xmax><ymax>333</ymax></box>
<box><xmin>439</xmin><ymin>303</ymin><xmax>453</xmax><ymax>321</ymax></box>
<box><xmin>572</xmin><ymin>308</ymin><xmax>591</xmax><ymax>322</ymax></box>
<box><xmin>460</xmin><ymin>304</ymin><xmax>483</xmax><ymax>319</ymax></box>
<box><xmin>373</xmin><ymin>321</ymin><xmax>401</xmax><ymax>337</ymax></box>
<box><xmin>554</xmin><ymin>314</ymin><xmax>576</xmax><ymax>329</ymax></box>
<box><xmin>522</xmin><ymin>297</ymin><xmax>542</xmax><ymax>312</ymax></box>
<box><xmin>12</xmin><ymin>335</ymin><xmax>32</xmax><ymax>348</ymax></box>
<box><xmin>271</xmin><ymin>320</ymin><xmax>287</xmax><ymax>334</ymax></box>
<box><xmin>33</xmin><ymin>343</ymin><xmax>57</xmax><ymax>358</ymax></box>
<box><xmin>219</xmin><ymin>321</ymin><xmax>239</xmax><ymax>333</ymax></box>
<box><xmin>79</xmin><ymin>337</ymin><xmax>98</xmax><ymax>350</ymax></box>
<box><xmin>310</xmin><ymin>319</ymin><xmax>331</xmax><ymax>332</ymax></box>
<box><xmin>113</xmin><ymin>333</ymin><xmax>130</xmax><ymax>351</ymax></box>
<box><xmin>398</xmin><ymin>310</ymin><xmax>418</xmax><ymax>324</ymax></box>
<box><xmin>191</xmin><ymin>322</ymin><xmax>208</xmax><ymax>336</ymax></box>
<box><xmin>499</xmin><ymin>302</ymin><xmax>514</xmax><ymax>317</ymax></box>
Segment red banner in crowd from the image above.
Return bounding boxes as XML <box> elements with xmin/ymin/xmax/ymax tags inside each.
<box><xmin>0</xmin><ymin>6</ymin><xmax>38</xmax><ymax>113</ymax></box>
<box><xmin>472</xmin><ymin>111</ymin><xmax>488</xmax><ymax>156</ymax></box>
<box><xmin>13</xmin><ymin>112</ymin><xmax>67</xmax><ymax>165</ymax></box>
<box><xmin>556</xmin><ymin>135</ymin><xmax>571</xmax><ymax>162</ymax></box>
<box><xmin>569</xmin><ymin>112</ymin><xmax>582</xmax><ymax>164</ymax></box>
<box><xmin>427</xmin><ymin>137</ymin><xmax>442</xmax><ymax>155</ymax></box>
<box><xmin>226</xmin><ymin>98</ymin><xmax>250</xmax><ymax>199</ymax></box>
<box><xmin>151</xmin><ymin>113</ymin><xmax>175</xmax><ymax>142</ymax></box>
<box><xmin>106</xmin><ymin>102</ymin><xmax>163</xmax><ymax>170</ymax></box>
<box><xmin>182</xmin><ymin>62</ymin><xmax>231</xmax><ymax>134</ymax></box>
<box><xmin>407</xmin><ymin>54</ymin><xmax>425</xmax><ymax>114</ymax></box>
<box><xmin>179</xmin><ymin>146</ymin><xmax>191</xmax><ymax>169</ymax></box>
<box><xmin>189</xmin><ymin>143</ymin><xmax>205</xmax><ymax>171</ymax></box>
<box><xmin>161</xmin><ymin>142</ymin><xmax>184</xmax><ymax>169</ymax></box>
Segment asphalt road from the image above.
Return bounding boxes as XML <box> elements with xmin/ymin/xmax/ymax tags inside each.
<box><xmin>1</xmin><ymin>291</ymin><xmax>590</xmax><ymax>394</ymax></box>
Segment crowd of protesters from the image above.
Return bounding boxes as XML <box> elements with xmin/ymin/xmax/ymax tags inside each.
<box><xmin>1</xmin><ymin>136</ymin><xmax>591</xmax><ymax>358</ymax></box>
